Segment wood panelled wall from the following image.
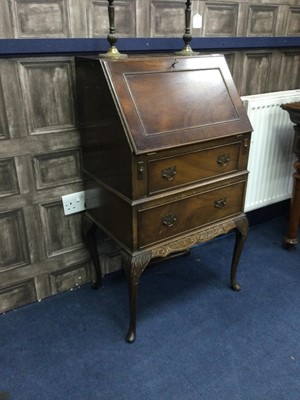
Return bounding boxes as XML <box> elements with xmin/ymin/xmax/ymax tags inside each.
<box><xmin>0</xmin><ymin>0</ymin><xmax>300</xmax><ymax>313</ymax></box>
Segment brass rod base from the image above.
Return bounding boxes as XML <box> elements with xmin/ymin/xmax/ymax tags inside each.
<box><xmin>175</xmin><ymin>45</ymin><xmax>199</xmax><ymax>56</ymax></box>
<box><xmin>99</xmin><ymin>46</ymin><xmax>127</xmax><ymax>59</ymax></box>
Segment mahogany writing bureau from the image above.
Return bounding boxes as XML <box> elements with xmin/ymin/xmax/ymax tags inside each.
<box><xmin>75</xmin><ymin>54</ymin><xmax>252</xmax><ymax>343</ymax></box>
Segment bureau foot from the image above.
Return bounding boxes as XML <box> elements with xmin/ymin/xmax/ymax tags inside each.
<box><xmin>122</xmin><ymin>251</ymin><xmax>152</xmax><ymax>343</ymax></box>
<box><xmin>231</xmin><ymin>281</ymin><xmax>241</xmax><ymax>292</ymax></box>
<box><xmin>83</xmin><ymin>220</ymin><xmax>103</xmax><ymax>289</ymax></box>
<box><xmin>126</xmin><ymin>328</ymin><xmax>136</xmax><ymax>344</ymax></box>
<box><xmin>230</xmin><ymin>216</ymin><xmax>249</xmax><ymax>291</ymax></box>
<box><xmin>283</xmin><ymin>236</ymin><xmax>298</xmax><ymax>251</ymax></box>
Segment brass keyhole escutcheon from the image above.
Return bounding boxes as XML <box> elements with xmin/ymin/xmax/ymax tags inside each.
<box><xmin>137</xmin><ymin>161</ymin><xmax>144</xmax><ymax>180</ymax></box>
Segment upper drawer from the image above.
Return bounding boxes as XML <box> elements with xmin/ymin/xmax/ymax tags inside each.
<box><xmin>148</xmin><ymin>141</ymin><xmax>243</xmax><ymax>194</ymax></box>
<box><xmin>138</xmin><ymin>177</ymin><xmax>246</xmax><ymax>248</ymax></box>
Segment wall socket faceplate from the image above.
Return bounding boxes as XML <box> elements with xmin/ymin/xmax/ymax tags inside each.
<box><xmin>62</xmin><ymin>191</ymin><xmax>86</xmax><ymax>215</ymax></box>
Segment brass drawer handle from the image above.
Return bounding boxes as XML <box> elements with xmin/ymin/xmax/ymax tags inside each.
<box><xmin>217</xmin><ymin>154</ymin><xmax>230</xmax><ymax>167</ymax></box>
<box><xmin>162</xmin><ymin>214</ymin><xmax>177</xmax><ymax>227</ymax></box>
<box><xmin>161</xmin><ymin>166</ymin><xmax>177</xmax><ymax>181</ymax></box>
<box><xmin>214</xmin><ymin>198</ymin><xmax>227</xmax><ymax>209</ymax></box>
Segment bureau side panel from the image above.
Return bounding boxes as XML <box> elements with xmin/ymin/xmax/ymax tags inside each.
<box><xmin>85</xmin><ymin>179</ymin><xmax>134</xmax><ymax>251</ymax></box>
<box><xmin>75</xmin><ymin>57</ymin><xmax>132</xmax><ymax>198</ymax></box>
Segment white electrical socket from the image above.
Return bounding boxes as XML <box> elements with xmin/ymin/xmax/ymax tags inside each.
<box><xmin>62</xmin><ymin>191</ymin><xmax>86</xmax><ymax>215</ymax></box>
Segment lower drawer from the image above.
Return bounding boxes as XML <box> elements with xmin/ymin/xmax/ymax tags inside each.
<box><xmin>138</xmin><ymin>179</ymin><xmax>246</xmax><ymax>248</ymax></box>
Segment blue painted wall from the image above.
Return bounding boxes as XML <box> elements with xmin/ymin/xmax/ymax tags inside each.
<box><xmin>0</xmin><ymin>37</ymin><xmax>299</xmax><ymax>56</ymax></box>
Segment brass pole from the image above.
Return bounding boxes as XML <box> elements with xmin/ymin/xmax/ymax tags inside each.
<box><xmin>100</xmin><ymin>0</ymin><xmax>127</xmax><ymax>58</ymax></box>
<box><xmin>175</xmin><ymin>0</ymin><xmax>199</xmax><ymax>56</ymax></box>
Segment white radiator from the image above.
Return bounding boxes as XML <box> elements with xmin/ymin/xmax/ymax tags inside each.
<box><xmin>242</xmin><ymin>90</ymin><xmax>300</xmax><ymax>212</ymax></box>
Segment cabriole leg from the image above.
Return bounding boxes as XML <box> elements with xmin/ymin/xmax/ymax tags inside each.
<box><xmin>83</xmin><ymin>219</ymin><xmax>102</xmax><ymax>289</ymax></box>
<box><xmin>122</xmin><ymin>251</ymin><xmax>152</xmax><ymax>343</ymax></box>
<box><xmin>230</xmin><ymin>216</ymin><xmax>249</xmax><ymax>291</ymax></box>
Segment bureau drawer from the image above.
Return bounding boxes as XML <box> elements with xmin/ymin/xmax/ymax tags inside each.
<box><xmin>148</xmin><ymin>142</ymin><xmax>241</xmax><ymax>194</ymax></box>
<box><xmin>138</xmin><ymin>179</ymin><xmax>246</xmax><ymax>248</ymax></box>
